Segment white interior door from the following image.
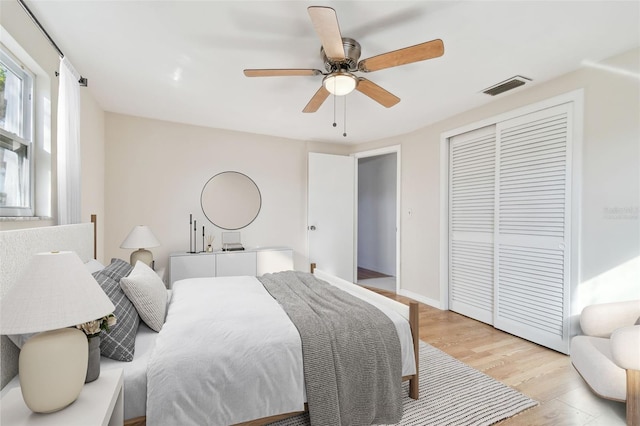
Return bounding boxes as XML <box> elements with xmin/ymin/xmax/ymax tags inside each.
<box><xmin>449</xmin><ymin>125</ymin><xmax>496</xmax><ymax>324</ymax></box>
<box><xmin>494</xmin><ymin>104</ymin><xmax>572</xmax><ymax>353</ymax></box>
<box><xmin>308</xmin><ymin>152</ymin><xmax>355</xmax><ymax>282</ymax></box>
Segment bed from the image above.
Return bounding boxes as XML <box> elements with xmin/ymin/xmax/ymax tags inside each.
<box><xmin>0</xmin><ymin>219</ymin><xmax>420</xmax><ymax>425</ymax></box>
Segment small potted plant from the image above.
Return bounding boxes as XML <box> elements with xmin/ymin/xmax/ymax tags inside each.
<box><xmin>76</xmin><ymin>313</ymin><xmax>116</xmax><ymax>383</ymax></box>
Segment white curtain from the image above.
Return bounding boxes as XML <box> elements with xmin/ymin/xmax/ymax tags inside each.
<box><xmin>57</xmin><ymin>57</ymin><xmax>81</xmax><ymax>225</ymax></box>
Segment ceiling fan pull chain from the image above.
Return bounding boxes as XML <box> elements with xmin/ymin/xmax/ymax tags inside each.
<box><xmin>343</xmin><ymin>96</ymin><xmax>347</xmax><ymax>137</ymax></box>
<box><xmin>332</xmin><ymin>94</ymin><xmax>337</xmax><ymax>127</ymax></box>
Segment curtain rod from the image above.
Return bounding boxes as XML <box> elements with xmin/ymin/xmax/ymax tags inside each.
<box><xmin>17</xmin><ymin>0</ymin><xmax>88</xmax><ymax>87</ymax></box>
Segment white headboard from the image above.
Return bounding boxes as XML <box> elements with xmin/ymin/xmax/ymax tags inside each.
<box><xmin>0</xmin><ymin>221</ymin><xmax>95</xmax><ymax>388</ymax></box>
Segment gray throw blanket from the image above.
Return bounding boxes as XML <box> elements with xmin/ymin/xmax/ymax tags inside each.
<box><xmin>258</xmin><ymin>271</ymin><xmax>402</xmax><ymax>426</ymax></box>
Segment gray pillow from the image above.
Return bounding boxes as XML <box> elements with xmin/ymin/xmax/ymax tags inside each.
<box><xmin>101</xmin><ymin>258</ymin><xmax>133</xmax><ymax>282</ymax></box>
<box><xmin>635</xmin><ymin>316</ymin><xmax>640</xmax><ymax>325</ymax></box>
<box><xmin>92</xmin><ymin>259</ymin><xmax>139</xmax><ymax>361</ymax></box>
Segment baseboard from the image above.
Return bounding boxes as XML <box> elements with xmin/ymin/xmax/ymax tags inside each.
<box><xmin>398</xmin><ymin>289</ymin><xmax>443</xmax><ymax>310</ymax></box>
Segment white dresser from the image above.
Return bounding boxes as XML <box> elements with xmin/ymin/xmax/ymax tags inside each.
<box><xmin>169</xmin><ymin>247</ymin><xmax>293</xmax><ymax>287</ymax></box>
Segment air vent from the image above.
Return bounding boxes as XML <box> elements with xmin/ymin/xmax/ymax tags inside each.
<box><xmin>482</xmin><ymin>76</ymin><xmax>531</xmax><ymax>96</ymax></box>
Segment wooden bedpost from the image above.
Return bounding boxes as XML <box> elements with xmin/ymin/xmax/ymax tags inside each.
<box><xmin>628</xmin><ymin>369</ymin><xmax>639</xmax><ymax>426</ymax></box>
<box><xmin>310</xmin><ymin>263</ymin><xmax>316</xmax><ymax>274</ymax></box>
<box><xmin>91</xmin><ymin>214</ymin><xmax>97</xmax><ymax>260</ymax></box>
<box><xmin>409</xmin><ymin>301</ymin><xmax>419</xmax><ymax>399</ymax></box>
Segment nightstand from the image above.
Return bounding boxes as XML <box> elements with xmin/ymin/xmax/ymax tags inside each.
<box><xmin>0</xmin><ymin>368</ymin><xmax>123</xmax><ymax>426</ymax></box>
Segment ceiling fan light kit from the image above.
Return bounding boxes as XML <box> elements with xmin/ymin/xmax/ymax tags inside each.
<box><xmin>244</xmin><ymin>5</ymin><xmax>445</xmax><ymax>127</ymax></box>
<box><xmin>323</xmin><ymin>72</ymin><xmax>358</xmax><ymax>96</ymax></box>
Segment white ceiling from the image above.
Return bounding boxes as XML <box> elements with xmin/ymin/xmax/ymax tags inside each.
<box><xmin>25</xmin><ymin>1</ymin><xmax>640</xmax><ymax>145</ymax></box>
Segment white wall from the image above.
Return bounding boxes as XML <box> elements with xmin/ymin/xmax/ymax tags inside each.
<box><xmin>357</xmin><ymin>153</ymin><xmax>397</xmax><ymax>276</ymax></box>
<box><xmin>104</xmin><ymin>113</ymin><xmax>349</xmax><ymax>273</ymax></box>
<box><xmin>352</xmin><ymin>48</ymin><xmax>640</xmax><ymax>312</ymax></box>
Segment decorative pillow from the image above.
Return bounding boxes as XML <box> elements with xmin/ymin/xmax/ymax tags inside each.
<box><xmin>636</xmin><ymin>316</ymin><xmax>640</xmax><ymax>325</ymax></box>
<box><xmin>120</xmin><ymin>261</ymin><xmax>168</xmax><ymax>332</ymax></box>
<box><xmin>101</xmin><ymin>258</ymin><xmax>133</xmax><ymax>281</ymax></box>
<box><xmin>92</xmin><ymin>259</ymin><xmax>139</xmax><ymax>361</ymax></box>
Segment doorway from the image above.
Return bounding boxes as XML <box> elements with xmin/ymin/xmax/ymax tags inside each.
<box><xmin>356</xmin><ymin>149</ymin><xmax>399</xmax><ymax>293</ymax></box>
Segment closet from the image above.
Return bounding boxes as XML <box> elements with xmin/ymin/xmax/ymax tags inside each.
<box><xmin>448</xmin><ymin>101</ymin><xmax>576</xmax><ymax>354</ymax></box>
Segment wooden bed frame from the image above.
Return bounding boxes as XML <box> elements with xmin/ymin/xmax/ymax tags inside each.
<box><xmin>126</xmin><ymin>265</ymin><xmax>420</xmax><ymax>426</ymax></box>
<box><xmin>125</xmin><ymin>297</ymin><xmax>420</xmax><ymax>426</ymax></box>
<box><xmin>0</xmin><ymin>220</ymin><xmax>419</xmax><ymax>425</ymax></box>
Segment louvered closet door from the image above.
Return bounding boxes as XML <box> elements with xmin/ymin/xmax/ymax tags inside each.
<box><xmin>449</xmin><ymin>126</ymin><xmax>496</xmax><ymax>324</ymax></box>
<box><xmin>494</xmin><ymin>104</ymin><xmax>571</xmax><ymax>353</ymax></box>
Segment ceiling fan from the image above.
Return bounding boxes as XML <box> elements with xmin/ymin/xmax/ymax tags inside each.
<box><xmin>243</xmin><ymin>6</ymin><xmax>445</xmax><ymax>113</ymax></box>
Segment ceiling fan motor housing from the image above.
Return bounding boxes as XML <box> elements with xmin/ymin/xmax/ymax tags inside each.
<box><xmin>321</xmin><ymin>37</ymin><xmax>361</xmax><ymax>72</ymax></box>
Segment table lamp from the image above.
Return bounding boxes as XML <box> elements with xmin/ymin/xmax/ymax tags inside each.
<box><xmin>120</xmin><ymin>225</ymin><xmax>160</xmax><ymax>267</ymax></box>
<box><xmin>0</xmin><ymin>251</ymin><xmax>115</xmax><ymax>413</ymax></box>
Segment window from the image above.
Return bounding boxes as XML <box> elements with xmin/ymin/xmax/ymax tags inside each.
<box><xmin>0</xmin><ymin>48</ymin><xmax>34</xmax><ymax>216</ymax></box>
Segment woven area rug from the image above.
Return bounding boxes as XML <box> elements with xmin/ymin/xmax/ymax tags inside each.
<box><xmin>270</xmin><ymin>341</ymin><xmax>538</xmax><ymax>426</ymax></box>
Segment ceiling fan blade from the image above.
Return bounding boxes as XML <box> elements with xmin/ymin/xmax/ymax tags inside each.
<box><xmin>244</xmin><ymin>69</ymin><xmax>323</xmax><ymax>77</ymax></box>
<box><xmin>356</xmin><ymin>78</ymin><xmax>400</xmax><ymax>108</ymax></box>
<box><xmin>358</xmin><ymin>39</ymin><xmax>444</xmax><ymax>73</ymax></box>
<box><xmin>303</xmin><ymin>86</ymin><xmax>330</xmax><ymax>113</ymax></box>
<box><xmin>308</xmin><ymin>6</ymin><xmax>345</xmax><ymax>61</ymax></box>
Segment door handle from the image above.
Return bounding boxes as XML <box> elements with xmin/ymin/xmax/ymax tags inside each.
<box><xmin>309</xmin><ymin>225</ymin><xmax>316</xmax><ymax>231</ymax></box>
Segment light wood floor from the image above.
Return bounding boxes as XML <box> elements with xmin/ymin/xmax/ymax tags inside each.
<box><xmin>369</xmin><ymin>288</ymin><xmax>627</xmax><ymax>426</ymax></box>
<box><xmin>357</xmin><ymin>267</ymin><xmax>391</xmax><ymax>280</ymax></box>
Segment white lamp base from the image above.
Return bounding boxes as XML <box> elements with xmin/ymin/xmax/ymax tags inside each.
<box><xmin>130</xmin><ymin>249</ymin><xmax>153</xmax><ymax>268</ymax></box>
<box><xmin>19</xmin><ymin>328</ymin><xmax>88</xmax><ymax>413</ymax></box>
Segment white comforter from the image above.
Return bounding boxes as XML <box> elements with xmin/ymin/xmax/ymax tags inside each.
<box><xmin>146</xmin><ymin>275</ymin><xmax>415</xmax><ymax>425</ymax></box>
<box><xmin>147</xmin><ymin>276</ymin><xmax>304</xmax><ymax>425</ymax></box>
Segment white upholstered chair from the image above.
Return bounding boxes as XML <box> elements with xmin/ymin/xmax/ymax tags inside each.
<box><xmin>570</xmin><ymin>300</ymin><xmax>640</xmax><ymax>426</ymax></box>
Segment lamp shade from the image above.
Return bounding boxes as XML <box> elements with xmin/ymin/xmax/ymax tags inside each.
<box><xmin>0</xmin><ymin>251</ymin><xmax>115</xmax><ymax>334</ymax></box>
<box><xmin>120</xmin><ymin>225</ymin><xmax>160</xmax><ymax>249</ymax></box>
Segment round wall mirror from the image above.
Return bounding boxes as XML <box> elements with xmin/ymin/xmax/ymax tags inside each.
<box><xmin>201</xmin><ymin>172</ymin><xmax>262</xmax><ymax>230</ymax></box>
